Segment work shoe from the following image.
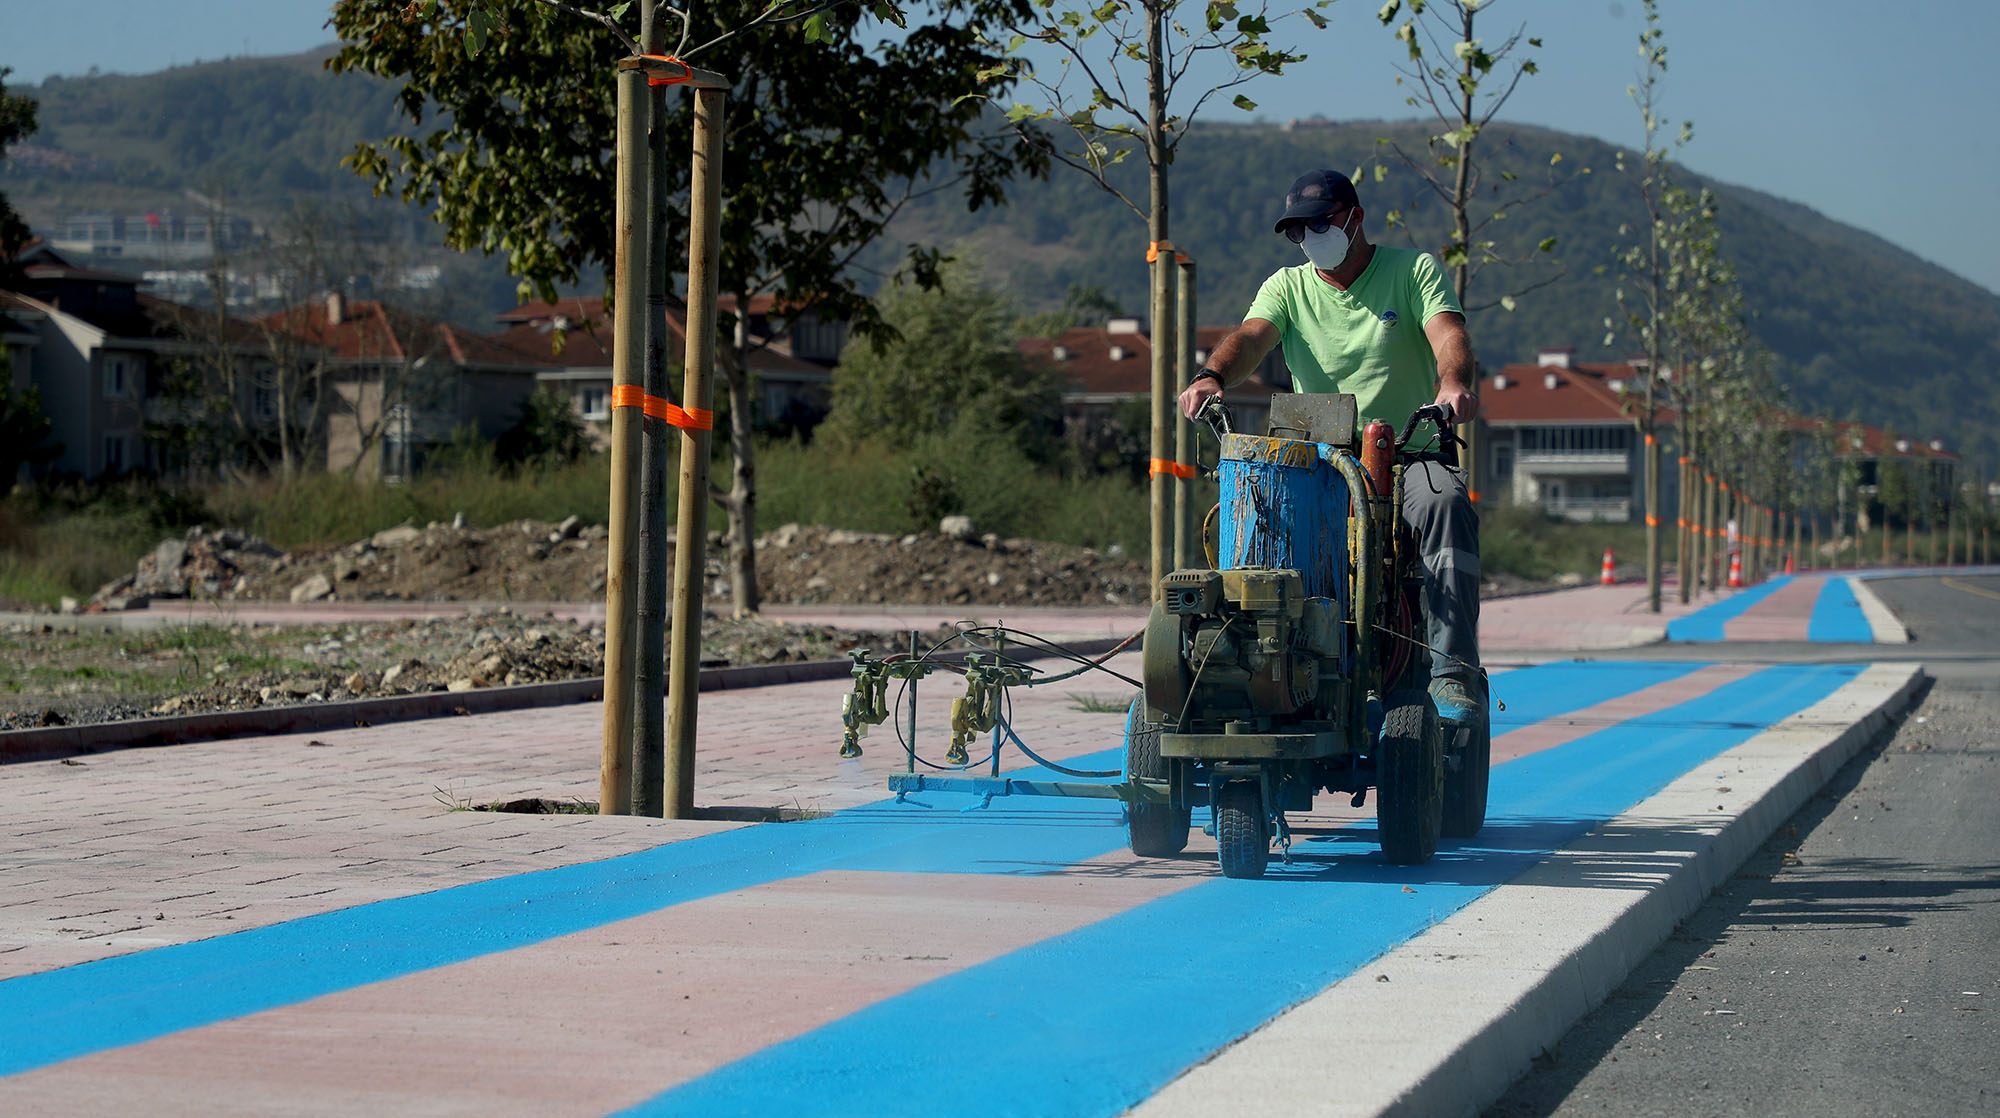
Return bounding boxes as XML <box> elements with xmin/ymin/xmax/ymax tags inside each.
<box><xmin>1429</xmin><ymin>674</ymin><xmax>1484</xmax><ymax>728</ymax></box>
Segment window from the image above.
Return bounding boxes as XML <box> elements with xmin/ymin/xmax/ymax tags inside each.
<box><xmin>1493</xmin><ymin>445</ymin><xmax>1514</xmax><ymax>479</ymax></box>
<box><xmin>103</xmin><ymin>356</ymin><xmax>130</xmax><ymax>398</ymax></box>
<box><xmin>579</xmin><ymin>386</ymin><xmax>608</xmax><ymax>420</ymax></box>
<box><xmin>103</xmin><ymin>435</ymin><xmax>125</xmax><ymax>473</ymax></box>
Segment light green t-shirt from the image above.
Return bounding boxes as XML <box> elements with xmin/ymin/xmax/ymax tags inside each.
<box><xmin>1245</xmin><ymin>245</ymin><xmax>1461</xmax><ymax>445</ymax></box>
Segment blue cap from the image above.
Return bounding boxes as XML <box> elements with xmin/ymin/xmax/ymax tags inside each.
<box><xmin>1274</xmin><ymin>169</ymin><xmax>1360</xmax><ymax>233</ymax></box>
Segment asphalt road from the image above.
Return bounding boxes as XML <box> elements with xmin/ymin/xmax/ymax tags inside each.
<box><xmin>1487</xmin><ymin>574</ymin><xmax>2000</xmax><ymax>1117</ymax></box>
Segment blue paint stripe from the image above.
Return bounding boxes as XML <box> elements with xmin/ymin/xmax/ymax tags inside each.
<box><xmin>623</xmin><ymin>664</ymin><xmax>1861</xmax><ymax>1118</ymax></box>
<box><xmin>1807</xmin><ymin>577</ymin><xmax>1873</xmax><ymax>642</ymax></box>
<box><xmin>1665</xmin><ymin>575</ymin><xmax>1795</xmax><ymax>641</ymax></box>
<box><xmin>0</xmin><ymin>661</ymin><xmax>1701</xmax><ymax>1078</ymax></box>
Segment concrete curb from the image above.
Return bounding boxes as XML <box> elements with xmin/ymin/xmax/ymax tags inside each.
<box><xmin>1848</xmin><ymin>575</ymin><xmax>1912</xmax><ymax>643</ymax></box>
<box><xmin>0</xmin><ymin>634</ymin><xmax>1135</xmax><ymax>765</ymax></box>
<box><xmin>1131</xmin><ymin>661</ymin><xmax>1926</xmax><ymax>1118</ymax></box>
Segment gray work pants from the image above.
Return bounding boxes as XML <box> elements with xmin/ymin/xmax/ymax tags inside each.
<box><xmin>1400</xmin><ymin>461</ymin><xmax>1480</xmax><ymax>679</ymax></box>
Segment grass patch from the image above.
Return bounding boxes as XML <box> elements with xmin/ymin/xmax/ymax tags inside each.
<box><xmin>1480</xmin><ymin>502</ymin><xmax>1650</xmax><ymax>583</ymax></box>
<box><xmin>2</xmin><ymin>436</ymin><xmax>1675</xmax><ymax>610</ymax></box>
<box><xmin>1068</xmin><ymin>692</ymin><xmax>1132</xmax><ymax>713</ymax></box>
<box><xmin>758</xmin><ymin>436</ymin><xmax>1151</xmax><ymax>557</ymax></box>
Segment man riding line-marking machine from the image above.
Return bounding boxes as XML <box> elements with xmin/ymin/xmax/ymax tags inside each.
<box><xmin>836</xmin><ymin>169</ymin><xmax>1493</xmax><ymax>879</ymax></box>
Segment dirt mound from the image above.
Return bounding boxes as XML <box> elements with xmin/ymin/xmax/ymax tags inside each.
<box><xmin>4</xmin><ymin>609</ymin><xmax>965</xmax><ymax>729</ymax></box>
<box><xmin>754</xmin><ymin>523</ymin><xmax>1150</xmax><ymax>607</ymax></box>
<box><xmin>83</xmin><ymin>518</ymin><xmax>1152</xmax><ymax>610</ymax></box>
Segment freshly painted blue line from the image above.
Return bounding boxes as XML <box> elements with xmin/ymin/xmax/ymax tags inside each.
<box><xmin>1808</xmin><ymin>577</ymin><xmax>1873</xmax><ymax>642</ymax></box>
<box><xmin>0</xmin><ymin>660</ymin><xmax>1702</xmax><ymax>1079</ymax></box>
<box><xmin>1665</xmin><ymin>575</ymin><xmax>1795</xmax><ymax>642</ymax></box>
<box><xmin>624</xmin><ymin>664</ymin><xmax>1861</xmax><ymax>1118</ymax></box>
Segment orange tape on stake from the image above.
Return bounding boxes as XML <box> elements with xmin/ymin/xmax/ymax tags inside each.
<box><xmin>611</xmin><ymin>384</ymin><xmax>712</xmax><ymax>430</ymax></box>
<box><xmin>640</xmin><ymin>54</ymin><xmax>694</xmax><ymax>86</ymax></box>
<box><xmin>1146</xmin><ymin>242</ymin><xmax>1163</xmax><ymax>262</ymax></box>
<box><xmin>1645</xmin><ymin>515</ymin><xmax>1661</xmax><ymax>527</ymax></box>
<box><xmin>1645</xmin><ymin>434</ymin><xmax>1657</xmax><ymax>446</ymax></box>
<box><xmin>1150</xmin><ymin>458</ymin><xmax>1197</xmax><ymax>479</ymax></box>
<box><xmin>665</xmin><ymin>403</ymin><xmax>713</xmax><ymax>431</ymax></box>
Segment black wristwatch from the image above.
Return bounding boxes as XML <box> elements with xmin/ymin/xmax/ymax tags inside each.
<box><xmin>1191</xmin><ymin>368</ymin><xmax>1224</xmax><ymax>389</ymax></box>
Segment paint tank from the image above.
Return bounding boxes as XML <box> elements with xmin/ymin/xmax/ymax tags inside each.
<box><xmin>1217</xmin><ymin>434</ymin><xmax>1349</xmax><ymax>604</ymax></box>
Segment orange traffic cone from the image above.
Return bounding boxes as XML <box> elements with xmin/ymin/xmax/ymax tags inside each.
<box><xmin>1784</xmin><ymin>552</ymin><xmax>1794</xmax><ymax>575</ymax></box>
<box><xmin>1727</xmin><ymin>551</ymin><xmax>1744</xmax><ymax>588</ymax></box>
<box><xmin>1600</xmin><ymin>548</ymin><xmax>1616</xmax><ymax>585</ymax></box>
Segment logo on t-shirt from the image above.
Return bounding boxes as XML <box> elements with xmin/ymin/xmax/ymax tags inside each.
<box><xmin>1379</xmin><ymin>309</ymin><xmax>1399</xmax><ymax>329</ymax></box>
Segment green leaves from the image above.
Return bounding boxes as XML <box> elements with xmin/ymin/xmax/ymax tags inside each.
<box><xmin>464</xmin><ymin>5</ymin><xmax>492</xmax><ymax>57</ymax></box>
<box><xmin>1232</xmin><ymin>94</ymin><xmax>1257</xmax><ymax>112</ymax></box>
<box><xmin>1436</xmin><ymin>123</ymin><xmax>1478</xmax><ymax>148</ymax></box>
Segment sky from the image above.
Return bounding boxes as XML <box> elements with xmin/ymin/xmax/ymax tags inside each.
<box><xmin>3</xmin><ymin>0</ymin><xmax>1997</xmax><ymax>295</ymax></box>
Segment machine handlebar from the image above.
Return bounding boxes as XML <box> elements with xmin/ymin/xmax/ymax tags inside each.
<box><xmin>1195</xmin><ymin>396</ymin><xmax>1234</xmax><ymax>441</ymax></box>
<box><xmin>1395</xmin><ymin>403</ymin><xmax>1462</xmax><ymax>469</ymax></box>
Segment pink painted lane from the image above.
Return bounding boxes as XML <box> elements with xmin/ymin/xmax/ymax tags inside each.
<box><xmin>1721</xmin><ymin>571</ymin><xmax>1830</xmax><ymax>642</ymax></box>
<box><xmin>0</xmin><ymin>867</ymin><xmax>1212</xmax><ymax>1116</ymax></box>
<box><xmin>1490</xmin><ymin>663</ymin><xmax>1766</xmax><ymax>763</ymax></box>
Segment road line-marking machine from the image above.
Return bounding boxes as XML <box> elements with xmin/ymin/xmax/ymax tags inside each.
<box><xmin>835</xmin><ymin>393</ymin><xmax>1491</xmax><ymax>879</ymax></box>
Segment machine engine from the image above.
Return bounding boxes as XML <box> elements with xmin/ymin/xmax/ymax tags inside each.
<box><xmin>1142</xmin><ymin>567</ymin><xmax>1349</xmax><ymax>731</ymax></box>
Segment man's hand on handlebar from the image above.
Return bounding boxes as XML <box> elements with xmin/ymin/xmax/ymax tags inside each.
<box><xmin>1433</xmin><ymin>383</ymin><xmax>1478</xmax><ymax>425</ymax></box>
<box><xmin>1178</xmin><ymin>377</ymin><xmax>1223</xmax><ymax>421</ymax></box>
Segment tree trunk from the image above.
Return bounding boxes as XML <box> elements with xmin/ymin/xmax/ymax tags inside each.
<box><xmin>724</xmin><ymin>315</ymin><xmax>759</xmax><ymax>616</ymax></box>
<box><xmin>1144</xmin><ymin>2</ymin><xmax>1173</xmax><ymax>596</ymax></box>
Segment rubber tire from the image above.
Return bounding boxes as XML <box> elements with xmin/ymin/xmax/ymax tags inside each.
<box><xmin>1376</xmin><ymin>692</ymin><xmax>1443</xmax><ymax>865</ymax></box>
<box><xmin>1215</xmin><ymin>780</ymin><xmax>1270</xmax><ymax>879</ymax></box>
<box><xmin>1441</xmin><ymin>714</ymin><xmax>1490</xmax><ymax>839</ymax></box>
<box><xmin>1124</xmin><ymin>696</ymin><xmax>1190</xmax><ymax>857</ymax></box>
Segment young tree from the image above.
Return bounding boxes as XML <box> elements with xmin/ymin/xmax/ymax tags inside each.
<box><xmin>330</xmin><ymin>0</ymin><xmax>1045</xmax><ymax>613</ymax></box>
<box><xmin>0</xmin><ymin>348</ymin><xmax>61</xmax><ymax>484</ymax></box>
<box><xmin>0</xmin><ymin>69</ymin><xmax>36</xmax><ymax>284</ymax></box>
<box><xmin>1373</xmin><ymin>0</ymin><xmax>1563</xmax><ymax>313</ymax></box>
<box><xmin>1606</xmin><ymin>0</ymin><xmax>1684</xmax><ymax>611</ymax></box>
<box><xmin>151</xmin><ymin>202</ymin><xmax>456</xmax><ymax>481</ymax></box>
<box><xmin>987</xmin><ymin>0</ymin><xmax>1330</xmax><ymax>584</ymax></box>
<box><xmin>1373</xmin><ymin>0</ymin><xmax>1566</xmax><ymax>511</ymax></box>
<box><xmin>1653</xmin><ymin>181</ymin><xmax>1748</xmax><ymax>599</ymax></box>
<box><xmin>824</xmin><ymin>266</ymin><xmax>1069</xmax><ymax>469</ymax></box>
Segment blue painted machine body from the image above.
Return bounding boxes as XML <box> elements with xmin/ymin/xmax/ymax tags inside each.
<box><xmin>1217</xmin><ymin>434</ymin><xmax>1351</xmax><ymax>670</ymax></box>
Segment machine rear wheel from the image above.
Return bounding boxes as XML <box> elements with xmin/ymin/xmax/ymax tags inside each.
<box><xmin>1124</xmin><ymin>697</ymin><xmax>1190</xmax><ymax>857</ymax></box>
<box><xmin>1441</xmin><ymin>715</ymin><xmax>1490</xmax><ymax>839</ymax></box>
<box><xmin>1215</xmin><ymin>781</ymin><xmax>1269</xmax><ymax>879</ymax></box>
<box><xmin>1376</xmin><ymin>691</ymin><xmax>1443</xmax><ymax>865</ymax></box>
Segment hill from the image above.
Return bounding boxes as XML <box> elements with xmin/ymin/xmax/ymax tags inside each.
<box><xmin>5</xmin><ymin>53</ymin><xmax>1997</xmax><ymax>466</ymax></box>
<box><xmin>885</xmin><ymin>119</ymin><xmax>2000</xmax><ymax>468</ymax></box>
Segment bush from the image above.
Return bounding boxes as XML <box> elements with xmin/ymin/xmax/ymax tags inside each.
<box><xmin>495</xmin><ymin>388</ymin><xmax>591</xmax><ymax>472</ymax></box>
<box><xmin>1479</xmin><ymin>501</ymin><xmax>1649</xmax><ymax>582</ymax></box>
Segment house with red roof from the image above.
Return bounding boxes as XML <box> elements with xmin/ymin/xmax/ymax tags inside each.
<box><xmin>2</xmin><ymin>243</ymin><xmax>272</xmax><ymax>480</ymax></box>
<box><xmin>498</xmin><ymin>294</ymin><xmax>846</xmax><ymax>440</ymax></box>
<box><xmin>261</xmin><ymin>294</ymin><xmax>546</xmax><ymax>480</ymax></box>
<box><xmin>1019</xmin><ymin>317</ymin><xmax>1287</xmax><ymax>455</ymax></box>
<box><xmin>1479</xmin><ymin>347</ymin><xmax>1958</xmax><ymax>525</ymax></box>
<box><xmin>1475</xmin><ymin>347</ymin><xmax>1675</xmax><ymax>522</ymax></box>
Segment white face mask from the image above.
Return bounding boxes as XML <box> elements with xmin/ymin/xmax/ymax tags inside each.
<box><xmin>1299</xmin><ymin>216</ymin><xmax>1354</xmax><ymax>271</ymax></box>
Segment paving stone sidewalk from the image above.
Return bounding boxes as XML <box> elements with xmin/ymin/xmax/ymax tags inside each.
<box><xmin>0</xmin><ymin>655</ymin><xmax>1139</xmax><ymax>981</ymax></box>
<box><xmin>0</xmin><ymin>576</ymin><xmax>1806</xmax><ymax>982</ymax></box>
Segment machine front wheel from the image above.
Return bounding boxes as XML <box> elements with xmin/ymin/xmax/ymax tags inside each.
<box><xmin>1441</xmin><ymin>714</ymin><xmax>1490</xmax><ymax>839</ymax></box>
<box><xmin>1124</xmin><ymin>697</ymin><xmax>1190</xmax><ymax>857</ymax></box>
<box><xmin>1215</xmin><ymin>781</ymin><xmax>1270</xmax><ymax>879</ymax></box>
<box><xmin>1376</xmin><ymin>691</ymin><xmax>1443</xmax><ymax>865</ymax></box>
